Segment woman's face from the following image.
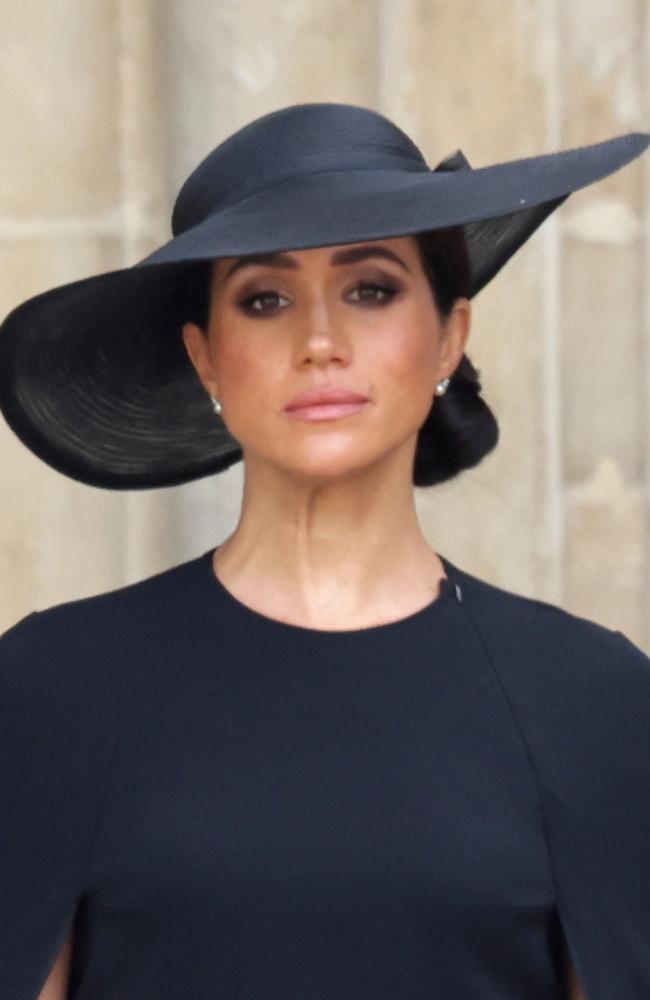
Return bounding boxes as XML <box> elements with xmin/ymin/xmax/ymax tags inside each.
<box><xmin>182</xmin><ymin>235</ymin><xmax>471</xmax><ymax>482</ymax></box>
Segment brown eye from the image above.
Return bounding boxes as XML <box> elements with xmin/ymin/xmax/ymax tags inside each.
<box><xmin>347</xmin><ymin>282</ymin><xmax>399</xmax><ymax>305</ymax></box>
<box><xmin>239</xmin><ymin>290</ymin><xmax>290</xmax><ymax>315</ymax></box>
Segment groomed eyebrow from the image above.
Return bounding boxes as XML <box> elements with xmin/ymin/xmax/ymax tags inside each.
<box><xmin>222</xmin><ymin>245</ymin><xmax>412</xmax><ymax>281</ymax></box>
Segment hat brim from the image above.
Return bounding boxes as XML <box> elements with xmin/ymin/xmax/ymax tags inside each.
<box><xmin>0</xmin><ymin>131</ymin><xmax>648</xmax><ymax>490</ymax></box>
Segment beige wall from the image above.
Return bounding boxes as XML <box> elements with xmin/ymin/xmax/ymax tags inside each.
<box><xmin>1</xmin><ymin>0</ymin><xmax>649</xmax><ymax>651</ymax></box>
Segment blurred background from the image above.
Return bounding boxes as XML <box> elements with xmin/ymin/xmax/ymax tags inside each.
<box><xmin>1</xmin><ymin>0</ymin><xmax>649</xmax><ymax>650</ymax></box>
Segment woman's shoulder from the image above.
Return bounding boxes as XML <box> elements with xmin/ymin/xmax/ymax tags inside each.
<box><xmin>448</xmin><ymin>557</ymin><xmax>650</xmax><ymax>742</ymax></box>
<box><xmin>450</xmin><ymin>556</ymin><xmax>644</xmax><ymax>659</ymax></box>
<box><xmin>0</xmin><ymin>551</ymin><xmax>204</xmax><ymax>706</ymax></box>
<box><xmin>2</xmin><ymin>550</ymin><xmax>201</xmax><ymax>644</ymax></box>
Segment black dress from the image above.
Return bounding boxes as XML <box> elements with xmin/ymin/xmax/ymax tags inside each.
<box><xmin>1</xmin><ymin>546</ymin><xmax>649</xmax><ymax>999</ymax></box>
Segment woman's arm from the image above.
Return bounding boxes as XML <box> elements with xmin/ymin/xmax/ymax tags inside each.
<box><xmin>37</xmin><ymin>929</ymin><xmax>74</xmax><ymax>1000</ymax></box>
<box><xmin>566</xmin><ymin>954</ymin><xmax>587</xmax><ymax>1000</ymax></box>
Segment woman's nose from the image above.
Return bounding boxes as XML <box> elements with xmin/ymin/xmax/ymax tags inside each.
<box><xmin>298</xmin><ymin>299</ymin><xmax>350</xmax><ymax>363</ymax></box>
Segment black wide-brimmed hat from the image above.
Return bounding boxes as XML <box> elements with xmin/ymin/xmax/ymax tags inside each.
<box><xmin>1</xmin><ymin>102</ymin><xmax>648</xmax><ymax>490</ymax></box>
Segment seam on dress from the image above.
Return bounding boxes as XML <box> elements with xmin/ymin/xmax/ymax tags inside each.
<box><xmin>454</xmin><ymin>597</ymin><xmax>563</xmax><ymax>910</ymax></box>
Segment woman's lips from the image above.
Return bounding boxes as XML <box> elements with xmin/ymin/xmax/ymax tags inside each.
<box><xmin>284</xmin><ymin>401</ymin><xmax>369</xmax><ymax>421</ymax></box>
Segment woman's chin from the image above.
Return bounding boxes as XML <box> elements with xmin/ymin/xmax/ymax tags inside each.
<box><xmin>260</xmin><ymin>445</ymin><xmax>399</xmax><ymax>483</ymax></box>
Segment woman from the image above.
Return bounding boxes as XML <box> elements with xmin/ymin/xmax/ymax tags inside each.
<box><xmin>1</xmin><ymin>103</ymin><xmax>649</xmax><ymax>1000</ymax></box>
<box><xmin>180</xmin><ymin>230</ymin><xmax>472</xmax><ymax>633</ymax></box>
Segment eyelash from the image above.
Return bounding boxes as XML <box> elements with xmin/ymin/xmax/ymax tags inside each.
<box><xmin>237</xmin><ymin>282</ymin><xmax>400</xmax><ymax>316</ymax></box>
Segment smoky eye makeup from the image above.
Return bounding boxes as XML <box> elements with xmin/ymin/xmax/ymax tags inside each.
<box><xmin>344</xmin><ymin>266</ymin><xmax>405</xmax><ymax>290</ymax></box>
<box><xmin>231</xmin><ymin>264</ymin><xmax>408</xmax><ymax>315</ymax></box>
<box><xmin>233</xmin><ymin>265</ymin><xmax>405</xmax><ymax>298</ymax></box>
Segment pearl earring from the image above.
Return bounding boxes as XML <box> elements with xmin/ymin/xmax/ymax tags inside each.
<box><xmin>435</xmin><ymin>377</ymin><xmax>450</xmax><ymax>396</ymax></box>
<box><xmin>209</xmin><ymin>394</ymin><xmax>222</xmax><ymax>415</ymax></box>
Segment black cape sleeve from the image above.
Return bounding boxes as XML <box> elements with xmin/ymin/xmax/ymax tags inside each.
<box><xmin>547</xmin><ymin>628</ymin><xmax>650</xmax><ymax>998</ymax></box>
<box><xmin>0</xmin><ymin>609</ymin><xmax>120</xmax><ymax>998</ymax></box>
<box><xmin>488</xmin><ymin>617</ymin><xmax>650</xmax><ymax>999</ymax></box>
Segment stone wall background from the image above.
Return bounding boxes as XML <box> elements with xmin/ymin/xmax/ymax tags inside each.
<box><xmin>1</xmin><ymin>0</ymin><xmax>649</xmax><ymax>651</ymax></box>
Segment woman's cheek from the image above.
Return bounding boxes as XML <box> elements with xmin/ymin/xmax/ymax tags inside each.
<box><xmin>218</xmin><ymin>347</ymin><xmax>287</xmax><ymax>435</ymax></box>
<box><xmin>215</xmin><ymin>337</ymin><xmax>264</xmax><ymax>401</ymax></box>
<box><xmin>379</xmin><ymin>322</ymin><xmax>437</xmax><ymax>392</ymax></box>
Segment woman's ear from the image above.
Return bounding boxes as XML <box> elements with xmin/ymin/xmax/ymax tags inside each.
<box><xmin>439</xmin><ymin>297</ymin><xmax>472</xmax><ymax>377</ymax></box>
<box><xmin>181</xmin><ymin>321</ymin><xmax>219</xmax><ymax>398</ymax></box>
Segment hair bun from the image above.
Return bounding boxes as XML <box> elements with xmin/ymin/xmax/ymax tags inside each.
<box><xmin>414</xmin><ymin>353</ymin><xmax>499</xmax><ymax>487</ymax></box>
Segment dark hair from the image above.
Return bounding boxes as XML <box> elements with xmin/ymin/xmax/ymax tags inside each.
<box><xmin>411</xmin><ymin>228</ymin><xmax>499</xmax><ymax>486</ymax></box>
<box><xmin>181</xmin><ymin>229</ymin><xmax>499</xmax><ymax>487</ymax></box>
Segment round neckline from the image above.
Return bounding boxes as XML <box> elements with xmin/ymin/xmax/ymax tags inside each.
<box><xmin>199</xmin><ymin>546</ymin><xmax>460</xmax><ymax>637</ymax></box>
